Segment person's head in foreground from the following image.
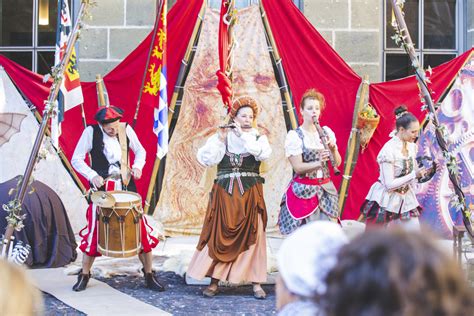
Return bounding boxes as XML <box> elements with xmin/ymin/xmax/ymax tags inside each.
<box><xmin>276</xmin><ymin>221</ymin><xmax>348</xmax><ymax>315</ymax></box>
<box><xmin>0</xmin><ymin>258</ymin><xmax>43</xmax><ymax>315</ymax></box>
<box><xmin>323</xmin><ymin>228</ymin><xmax>474</xmax><ymax>316</ymax></box>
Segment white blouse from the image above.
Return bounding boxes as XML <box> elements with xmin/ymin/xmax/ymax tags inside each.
<box><xmin>71</xmin><ymin>125</ymin><xmax>146</xmax><ymax>181</ymax></box>
<box><xmin>197</xmin><ymin>128</ymin><xmax>272</xmax><ymax>167</ymax></box>
<box><xmin>284</xmin><ymin>126</ymin><xmax>337</xmax><ymax>158</ymax></box>
<box><xmin>365</xmin><ymin>133</ymin><xmax>419</xmax><ymax>214</ymax></box>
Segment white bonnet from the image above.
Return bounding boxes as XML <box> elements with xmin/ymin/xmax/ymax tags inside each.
<box><xmin>277</xmin><ymin>221</ymin><xmax>348</xmax><ymax>297</ymax></box>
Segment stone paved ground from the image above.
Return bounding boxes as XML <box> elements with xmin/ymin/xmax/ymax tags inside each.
<box><xmin>42</xmin><ymin>271</ymin><xmax>276</xmax><ymax>315</ymax></box>
<box><xmin>42</xmin><ymin>293</ymin><xmax>86</xmax><ymax>316</ymax></box>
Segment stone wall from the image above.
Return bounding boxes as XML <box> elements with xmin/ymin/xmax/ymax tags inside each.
<box><xmin>304</xmin><ymin>0</ymin><xmax>382</xmax><ymax>83</ymax></box>
<box><xmin>78</xmin><ymin>0</ymin><xmax>473</xmax><ymax>84</ymax></box>
<box><xmin>78</xmin><ymin>0</ymin><xmax>155</xmax><ymax>81</ymax></box>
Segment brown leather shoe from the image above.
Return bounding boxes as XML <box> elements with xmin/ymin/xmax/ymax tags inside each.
<box><xmin>203</xmin><ymin>285</ymin><xmax>219</xmax><ymax>297</ymax></box>
<box><xmin>253</xmin><ymin>288</ymin><xmax>266</xmax><ymax>299</ymax></box>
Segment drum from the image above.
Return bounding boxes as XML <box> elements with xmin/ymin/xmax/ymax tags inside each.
<box><xmin>97</xmin><ymin>191</ymin><xmax>143</xmax><ymax>258</ymax></box>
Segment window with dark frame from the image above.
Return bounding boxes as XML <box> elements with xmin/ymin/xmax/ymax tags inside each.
<box><xmin>2</xmin><ymin>0</ymin><xmax>302</xmax><ymax>74</ymax></box>
<box><xmin>0</xmin><ymin>0</ymin><xmax>74</xmax><ymax>75</ymax></box>
<box><xmin>384</xmin><ymin>0</ymin><xmax>459</xmax><ymax>82</ymax></box>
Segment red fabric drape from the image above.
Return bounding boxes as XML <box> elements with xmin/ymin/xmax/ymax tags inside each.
<box><xmin>0</xmin><ymin>0</ymin><xmax>203</xmax><ymax>200</ymax></box>
<box><xmin>216</xmin><ymin>0</ymin><xmax>233</xmax><ymax>110</ymax></box>
<box><xmin>0</xmin><ymin>55</ymin><xmax>51</xmax><ymax>106</ymax></box>
<box><xmin>262</xmin><ymin>0</ymin><xmax>362</xmax><ymax>217</ymax></box>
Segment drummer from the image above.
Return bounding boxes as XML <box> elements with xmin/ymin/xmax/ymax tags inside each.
<box><xmin>71</xmin><ymin>105</ymin><xmax>164</xmax><ymax>292</ymax></box>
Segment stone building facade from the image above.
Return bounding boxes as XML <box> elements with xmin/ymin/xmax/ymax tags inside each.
<box><xmin>1</xmin><ymin>1</ymin><xmax>472</xmax><ymax>84</ymax></box>
<box><xmin>77</xmin><ymin>0</ymin><xmax>473</xmax><ymax>84</ymax></box>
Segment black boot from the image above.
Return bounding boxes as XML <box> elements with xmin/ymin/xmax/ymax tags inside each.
<box><xmin>72</xmin><ymin>270</ymin><xmax>91</xmax><ymax>292</ymax></box>
<box><xmin>142</xmin><ymin>268</ymin><xmax>165</xmax><ymax>292</ymax></box>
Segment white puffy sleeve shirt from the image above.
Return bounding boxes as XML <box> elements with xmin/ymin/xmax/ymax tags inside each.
<box><xmin>284</xmin><ymin>126</ymin><xmax>337</xmax><ymax>158</ymax></box>
<box><xmin>71</xmin><ymin>125</ymin><xmax>146</xmax><ymax>181</ymax></box>
<box><xmin>364</xmin><ymin>134</ymin><xmax>419</xmax><ymax>214</ymax></box>
<box><xmin>197</xmin><ymin>128</ymin><xmax>272</xmax><ymax>167</ymax></box>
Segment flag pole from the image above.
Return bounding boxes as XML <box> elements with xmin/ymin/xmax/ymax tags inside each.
<box><xmin>1</xmin><ymin>0</ymin><xmax>91</xmax><ymax>257</ymax></box>
<box><xmin>144</xmin><ymin>1</ymin><xmax>206</xmax><ymax>214</ymax></box>
<box><xmin>132</xmin><ymin>0</ymin><xmax>164</xmax><ymax>129</ymax></box>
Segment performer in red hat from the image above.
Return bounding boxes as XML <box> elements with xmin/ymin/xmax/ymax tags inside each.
<box><xmin>70</xmin><ymin>105</ymin><xmax>164</xmax><ymax>292</ymax></box>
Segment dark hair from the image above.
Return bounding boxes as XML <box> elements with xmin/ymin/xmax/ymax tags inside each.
<box><xmin>394</xmin><ymin>105</ymin><xmax>418</xmax><ymax>130</ymax></box>
<box><xmin>300</xmin><ymin>88</ymin><xmax>325</xmax><ymax>111</ymax></box>
<box><xmin>323</xmin><ymin>229</ymin><xmax>474</xmax><ymax>316</ymax></box>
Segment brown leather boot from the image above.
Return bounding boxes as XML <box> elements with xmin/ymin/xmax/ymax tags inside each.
<box><xmin>72</xmin><ymin>270</ymin><xmax>91</xmax><ymax>292</ymax></box>
<box><xmin>142</xmin><ymin>268</ymin><xmax>165</xmax><ymax>292</ymax></box>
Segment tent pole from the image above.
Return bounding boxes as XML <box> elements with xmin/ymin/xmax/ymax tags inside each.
<box><xmin>259</xmin><ymin>1</ymin><xmax>298</xmax><ymax>130</ymax></box>
<box><xmin>144</xmin><ymin>1</ymin><xmax>207</xmax><ymax>214</ymax></box>
<box><xmin>337</xmin><ymin>75</ymin><xmax>369</xmax><ymax>218</ymax></box>
<box><xmin>390</xmin><ymin>0</ymin><xmax>473</xmax><ymax>236</ymax></box>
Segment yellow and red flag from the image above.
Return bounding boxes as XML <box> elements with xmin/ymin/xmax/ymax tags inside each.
<box><xmin>142</xmin><ymin>0</ymin><xmax>168</xmax><ymax>158</ymax></box>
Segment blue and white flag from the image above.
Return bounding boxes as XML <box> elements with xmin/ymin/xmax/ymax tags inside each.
<box><xmin>151</xmin><ymin>1</ymin><xmax>168</xmax><ymax>159</ymax></box>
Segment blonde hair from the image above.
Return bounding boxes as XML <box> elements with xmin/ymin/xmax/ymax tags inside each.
<box><xmin>0</xmin><ymin>259</ymin><xmax>42</xmax><ymax>315</ymax></box>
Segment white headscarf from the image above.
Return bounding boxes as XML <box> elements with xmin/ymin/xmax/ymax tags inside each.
<box><xmin>277</xmin><ymin>221</ymin><xmax>348</xmax><ymax>298</ymax></box>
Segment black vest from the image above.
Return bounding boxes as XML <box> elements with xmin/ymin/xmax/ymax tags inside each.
<box><xmin>215</xmin><ymin>151</ymin><xmax>264</xmax><ymax>196</ymax></box>
<box><xmin>90</xmin><ymin>124</ymin><xmax>136</xmax><ymax>192</ymax></box>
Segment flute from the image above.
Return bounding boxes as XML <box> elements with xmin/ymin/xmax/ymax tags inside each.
<box><xmin>313</xmin><ymin>117</ymin><xmax>341</xmax><ymax>176</ymax></box>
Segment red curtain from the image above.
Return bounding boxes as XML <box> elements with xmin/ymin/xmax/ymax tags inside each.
<box><xmin>261</xmin><ymin>0</ymin><xmax>362</xmax><ymax>217</ymax></box>
<box><xmin>0</xmin><ymin>0</ymin><xmax>203</xmax><ymax>200</ymax></box>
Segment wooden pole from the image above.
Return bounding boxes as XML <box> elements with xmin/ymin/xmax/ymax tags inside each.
<box><xmin>143</xmin><ymin>1</ymin><xmax>207</xmax><ymax>214</ymax></box>
<box><xmin>259</xmin><ymin>2</ymin><xmax>298</xmax><ymax>130</ymax></box>
<box><xmin>2</xmin><ymin>0</ymin><xmax>91</xmax><ymax>256</ymax></box>
<box><xmin>338</xmin><ymin>75</ymin><xmax>369</xmax><ymax>217</ymax></box>
<box><xmin>132</xmin><ymin>0</ymin><xmax>164</xmax><ymax>129</ymax></box>
<box><xmin>390</xmin><ymin>0</ymin><xmax>473</xmax><ymax>235</ymax></box>
<box><xmin>95</xmin><ymin>74</ymin><xmax>109</xmax><ymax>107</ymax></box>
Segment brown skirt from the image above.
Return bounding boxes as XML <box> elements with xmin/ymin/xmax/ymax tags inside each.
<box><xmin>195</xmin><ymin>182</ymin><xmax>267</xmax><ymax>263</ymax></box>
<box><xmin>187</xmin><ymin>215</ymin><xmax>267</xmax><ymax>283</ymax></box>
<box><xmin>187</xmin><ymin>182</ymin><xmax>268</xmax><ymax>282</ymax></box>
